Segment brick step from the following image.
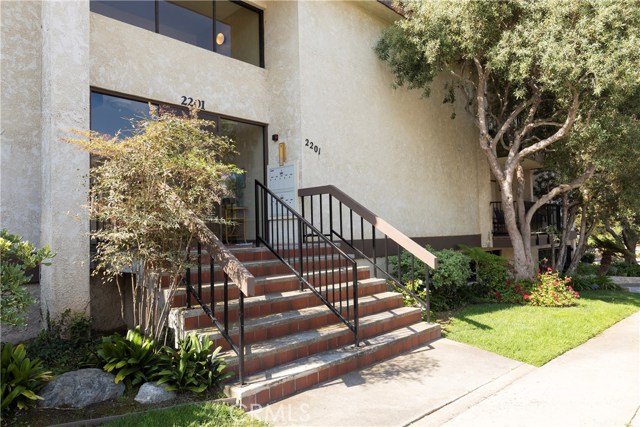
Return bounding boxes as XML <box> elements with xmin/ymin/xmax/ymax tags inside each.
<box><xmin>168</xmin><ymin>265</ymin><xmax>372</xmax><ymax>307</ymax></box>
<box><xmin>222</xmin><ymin>306</ymin><xmax>423</xmax><ymax>377</ymax></box>
<box><xmin>170</xmin><ymin>278</ymin><xmax>389</xmax><ymax>328</ymax></box>
<box><xmin>171</xmin><ymin>292</ymin><xmax>403</xmax><ymax>348</ymax></box>
<box><xmin>192</xmin><ymin>244</ymin><xmax>342</xmax><ymax>263</ymax></box>
<box><xmin>225</xmin><ymin>321</ymin><xmax>441</xmax><ymax>408</ymax></box>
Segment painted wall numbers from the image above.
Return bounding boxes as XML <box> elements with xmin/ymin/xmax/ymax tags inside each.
<box><xmin>304</xmin><ymin>139</ymin><xmax>321</xmax><ymax>155</ymax></box>
<box><xmin>180</xmin><ymin>96</ymin><xmax>205</xmax><ymax>109</ymax></box>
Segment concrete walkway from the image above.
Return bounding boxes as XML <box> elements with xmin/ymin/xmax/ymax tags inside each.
<box><xmin>251</xmin><ymin>312</ymin><xmax>640</xmax><ymax>427</ymax></box>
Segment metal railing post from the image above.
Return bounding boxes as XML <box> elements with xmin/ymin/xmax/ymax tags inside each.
<box><xmin>425</xmin><ymin>266</ymin><xmax>431</xmax><ymax>323</ymax></box>
<box><xmin>353</xmin><ymin>263</ymin><xmax>359</xmax><ymax>347</ymax></box>
<box><xmin>238</xmin><ymin>292</ymin><xmax>245</xmax><ymax>385</ymax></box>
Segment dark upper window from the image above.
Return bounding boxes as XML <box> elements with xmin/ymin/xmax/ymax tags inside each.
<box><xmin>91</xmin><ymin>0</ymin><xmax>264</xmax><ymax>67</ymax></box>
<box><xmin>90</xmin><ymin>92</ymin><xmax>153</xmax><ymax>139</ymax></box>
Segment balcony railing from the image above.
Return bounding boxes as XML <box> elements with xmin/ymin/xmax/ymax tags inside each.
<box><xmin>491</xmin><ymin>201</ymin><xmax>562</xmax><ymax>235</ymax></box>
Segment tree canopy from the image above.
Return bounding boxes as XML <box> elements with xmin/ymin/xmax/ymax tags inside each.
<box><xmin>376</xmin><ymin>0</ymin><xmax>640</xmax><ymax>277</ymax></box>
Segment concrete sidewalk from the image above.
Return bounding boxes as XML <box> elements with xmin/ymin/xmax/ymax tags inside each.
<box><xmin>251</xmin><ymin>312</ymin><xmax>640</xmax><ymax>427</ymax></box>
<box><xmin>418</xmin><ymin>311</ymin><xmax>640</xmax><ymax>427</ymax></box>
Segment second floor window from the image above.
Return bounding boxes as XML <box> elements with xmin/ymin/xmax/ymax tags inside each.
<box><xmin>91</xmin><ymin>1</ymin><xmax>263</xmax><ymax>67</ymax></box>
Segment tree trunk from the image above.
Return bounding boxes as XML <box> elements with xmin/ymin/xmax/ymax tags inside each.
<box><xmin>621</xmin><ymin>219</ymin><xmax>638</xmax><ymax>265</ymax></box>
<box><xmin>566</xmin><ymin>203</ymin><xmax>596</xmax><ymax>275</ymax></box>
<box><xmin>554</xmin><ymin>194</ymin><xmax>577</xmax><ymax>272</ymax></box>
<box><xmin>598</xmin><ymin>250</ymin><xmax>614</xmax><ymax>276</ymax></box>
<box><xmin>499</xmin><ymin>184</ymin><xmax>534</xmax><ymax>279</ymax></box>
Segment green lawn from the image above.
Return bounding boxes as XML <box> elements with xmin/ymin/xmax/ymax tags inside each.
<box><xmin>105</xmin><ymin>402</ymin><xmax>268</xmax><ymax>427</ymax></box>
<box><xmin>441</xmin><ymin>290</ymin><xmax>640</xmax><ymax>366</ymax></box>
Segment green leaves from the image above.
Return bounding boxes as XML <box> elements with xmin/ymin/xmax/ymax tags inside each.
<box><xmin>0</xmin><ymin>229</ymin><xmax>55</xmax><ymax>327</ymax></box>
<box><xmin>95</xmin><ymin>327</ymin><xmax>160</xmax><ymax>388</ymax></box>
<box><xmin>155</xmin><ymin>335</ymin><xmax>232</xmax><ymax>394</ymax></box>
<box><xmin>95</xmin><ymin>329</ymin><xmax>232</xmax><ymax>394</ymax></box>
<box><xmin>1</xmin><ymin>342</ymin><xmax>53</xmax><ymax>414</ymax></box>
<box><xmin>66</xmin><ymin>108</ymin><xmax>242</xmax><ymax>337</ymax></box>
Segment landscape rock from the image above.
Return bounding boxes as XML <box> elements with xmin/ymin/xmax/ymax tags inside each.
<box><xmin>39</xmin><ymin>368</ymin><xmax>125</xmax><ymax>408</ymax></box>
<box><xmin>134</xmin><ymin>382</ymin><xmax>177</xmax><ymax>404</ymax></box>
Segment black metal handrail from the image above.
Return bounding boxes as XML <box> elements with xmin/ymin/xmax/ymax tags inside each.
<box><xmin>491</xmin><ymin>201</ymin><xmax>562</xmax><ymax>235</ymax></box>
<box><xmin>298</xmin><ymin>185</ymin><xmax>437</xmax><ymax>322</ymax></box>
<box><xmin>158</xmin><ymin>182</ymin><xmax>256</xmax><ymax>386</ymax></box>
<box><xmin>255</xmin><ymin>181</ymin><xmax>360</xmax><ymax>345</ymax></box>
<box><xmin>184</xmin><ymin>242</ymin><xmax>248</xmax><ymax>383</ymax></box>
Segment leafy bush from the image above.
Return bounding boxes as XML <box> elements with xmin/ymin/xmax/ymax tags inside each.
<box><xmin>526</xmin><ymin>269</ymin><xmax>580</xmax><ymax>307</ymax></box>
<box><xmin>580</xmin><ymin>251</ymin><xmax>596</xmax><ymax>264</ymax></box>
<box><xmin>96</xmin><ymin>327</ymin><xmax>160</xmax><ymax>389</ymax></box>
<box><xmin>1</xmin><ymin>342</ymin><xmax>53</xmax><ymax>414</ymax></box>
<box><xmin>491</xmin><ymin>278</ymin><xmax>533</xmax><ymax>304</ymax></box>
<box><xmin>608</xmin><ymin>261</ymin><xmax>640</xmax><ymax>277</ymax></box>
<box><xmin>0</xmin><ymin>229</ymin><xmax>54</xmax><ymax>327</ymax></box>
<box><xmin>26</xmin><ymin>309</ymin><xmax>96</xmax><ymax>375</ymax></box>
<box><xmin>67</xmin><ymin>109</ymin><xmax>240</xmax><ymax>338</ymax></box>
<box><xmin>571</xmin><ymin>274</ymin><xmax>619</xmax><ymax>291</ymax></box>
<box><xmin>156</xmin><ymin>335</ymin><xmax>231</xmax><ymax>393</ymax></box>
<box><xmin>459</xmin><ymin>245</ymin><xmax>510</xmax><ymax>290</ymax></box>
<box><xmin>576</xmin><ymin>262</ymin><xmax>599</xmax><ymax>276</ymax></box>
<box><xmin>389</xmin><ymin>247</ymin><xmax>473</xmax><ymax>312</ymax></box>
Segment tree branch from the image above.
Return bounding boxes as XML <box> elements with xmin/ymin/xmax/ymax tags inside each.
<box><xmin>517</xmin><ymin>92</ymin><xmax>581</xmax><ymax>161</ymax></box>
<box><xmin>525</xmin><ymin>164</ymin><xmax>596</xmax><ymax>225</ymax></box>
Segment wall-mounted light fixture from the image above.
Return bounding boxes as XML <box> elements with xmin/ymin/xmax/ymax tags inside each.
<box><xmin>216</xmin><ymin>32</ymin><xmax>225</xmax><ymax>45</ymax></box>
<box><xmin>278</xmin><ymin>142</ymin><xmax>286</xmax><ymax>166</ymax></box>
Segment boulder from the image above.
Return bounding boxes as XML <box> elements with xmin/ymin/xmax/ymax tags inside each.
<box><xmin>134</xmin><ymin>382</ymin><xmax>176</xmax><ymax>404</ymax></box>
<box><xmin>39</xmin><ymin>368</ymin><xmax>125</xmax><ymax>408</ymax></box>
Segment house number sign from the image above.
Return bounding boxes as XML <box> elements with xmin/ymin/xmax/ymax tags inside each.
<box><xmin>180</xmin><ymin>96</ymin><xmax>205</xmax><ymax>109</ymax></box>
<box><xmin>304</xmin><ymin>139</ymin><xmax>321</xmax><ymax>156</ymax></box>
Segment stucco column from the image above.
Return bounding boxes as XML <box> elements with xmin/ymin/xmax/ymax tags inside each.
<box><xmin>40</xmin><ymin>0</ymin><xmax>90</xmax><ymax>321</ymax></box>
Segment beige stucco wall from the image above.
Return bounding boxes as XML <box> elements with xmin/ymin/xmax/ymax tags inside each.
<box><xmin>40</xmin><ymin>0</ymin><xmax>91</xmax><ymax>322</ymax></box>
<box><xmin>264</xmin><ymin>0</ymin><xmax>304</xmax><ymax>170</ymax></box>
<box><xmin>90</xmin><ymin>13</ymin><xmax>269</xmax><ymax>124</ymax></box>
<box><xmin>294</xmin><ymin>1</ymin><xmax>490</xmax><ymax>240</ymax></box>
<box><xmin>1</xmin><ymin>1</ymin><xmax>43</xmax><ymax>245</ymax></box>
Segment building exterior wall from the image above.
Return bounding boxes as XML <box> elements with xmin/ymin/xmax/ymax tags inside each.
<box><xmin>1</xmin><ymin>0</ymin><xmax>492</xmax><ymax>336</ymax></box>
<box><xmin>40</xmin><ymin>0</ymin><xmax>91</xmax><ymax>322</ymax></box>
<box><xmin>295</xmin><ymin>1</ymin><xmax>489</xmax><ymax>239</ymax></box>
<box><xmin>1</xmin><ymin>1</ymin><xmax>43</xmax><ymax>245</ymax></box>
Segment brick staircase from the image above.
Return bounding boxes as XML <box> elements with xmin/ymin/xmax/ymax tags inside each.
<box><xmin>167</xmin><ymin>244</ymin><xmax>441</xmax><ymax>408</ymax></box>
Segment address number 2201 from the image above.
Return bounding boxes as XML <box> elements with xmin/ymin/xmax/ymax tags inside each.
<box><xmin>180</xmin><ymin>96</ymin><xmax>205</xmax><ymax>109</ymax></box>
<box><xmin>305</xmin><ymin>139</ymin><xmax>321</xmax><ymax>155</ymax></box>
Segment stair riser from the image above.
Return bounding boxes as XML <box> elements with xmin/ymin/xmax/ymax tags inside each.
<box><xmin>170</xmin><ymin>268</ymin><xmax>374</xmax><ymax>307</ymax></box>
<box><xmin>225</xmin><ymin>310</ymin><xmax>423</xmax><ymax>377</ymax></box>
<box><xmin>237</xmin><ymin>326</ymin><xmax>442</xmax><ymax>409</ymax></box>
<box><xmin>191</xmin><ymin>295</ymin><xmax>403</xmax><ymax>349</ymax></box>
<box><xmin>197</xmin><ymin>259</ymin><xmax>350</xmax><ymax>283</ymax></box>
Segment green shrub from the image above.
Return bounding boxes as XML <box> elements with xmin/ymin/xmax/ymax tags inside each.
<box><xmin>459</xmin><ymin>246</ymin><xmax>510</xmax><ymax>292</ymax></box>
<box><xmin>492</xmin><ymin>278</ymin><xmax>533</xmax><ymax>304</ymax></box>
<box><xmin>526</xmin><ymin>269</ymin><xmax>580</xmax><ymax>307</ymax></box>
<box><xmin>389</xmin><ymin>247</ymin><xmax>473</xmax><ymax>312</ymax></box>
<box><xmin>1</xmin><ymin>342</ymin><xmax>53</xmax><ymax>414</ymax></box>
<box><xmin>576</xmin><ymin>262</ymin><xmax>599</xmax><ymax>276</ymax></box>
<box><xmin>0</xmin><ymin>229</ymin><xmax>54</xmax><ymax>327</ymax></box>
<box><xmin>96</xmin><ymin>327</ymin><xmax>160</xmax><ymax>389</ymax></box>
<box><xmin>26</xmin><ymin>309</ymin><xmax>96</xmax><ymax>375</ymax></box>
<box><xmin>156</xmin><ymin>335</ymin><xmax>231</xmax><ymax>393</ymax></box>
<box><xmin>571</xmin><ymin>274</ymin><xmax>620</xmax><ymax>291</ymax></box>
<box><xmin>608</xmin><ymin>261</ymin><xmax>640</xmax><ymax>277</ymax></box>
<box><xmin>580</xmin><ymin>251</ymin><xmax>596</xmax><ymax>264</ymax></box>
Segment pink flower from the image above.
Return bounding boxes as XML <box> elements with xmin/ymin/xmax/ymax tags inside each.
<box><xmin>547</xmin><ymin>267</ymin><xmax>553</xmax><ymax>272</ymax></box>
<box><xmin>524</xmin><ymin>293</ymin><xmax>530</xmax><ymax>300</ymax></box>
